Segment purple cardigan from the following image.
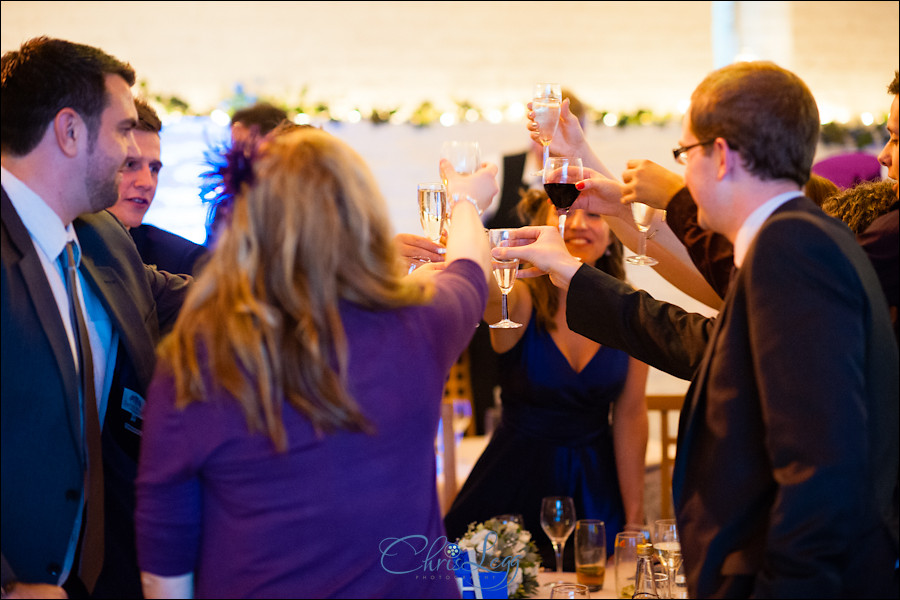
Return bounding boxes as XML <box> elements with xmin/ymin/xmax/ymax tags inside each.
<box><xmin>136</xmin><ymin>260</ymin><xmax>487</xmax><ymax>598</ymax></box>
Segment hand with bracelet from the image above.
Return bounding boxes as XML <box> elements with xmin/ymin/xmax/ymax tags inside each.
<box><xmin>439</xmin><ymin>158</ymin><xmax>499</xmax><ymax>215</ymax></box>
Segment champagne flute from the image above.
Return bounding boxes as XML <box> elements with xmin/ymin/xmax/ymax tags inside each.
<box><xmin>441</xmin><ymin>140</ymin><xmax>481</xmax><ymax>187</ymax></box>
<box><xmin>626</xmin><ymin>202</ymin><xmax>663</xmax><ymax>266</ymax></box>
<box><xmin>540</xmin><ymin>496</ymin><xmax>576</xmax><ymax>584</ymax></box>
<box><xmin>532</xmin><ymin>83</ymin><xmax>562</xmax><ymax>176</ymax></box>
<box><xmin>487</xmin><ymin>228</ymin><xmax>523</xmax><ymax>329</ymax></box>
<box><xmin>543</xmin><ymin>157</ymin><xmax>583</xmax><ymax>237</ymax></box>
<box><xmin>417</xmin><ymin>182</ymin><xmax>448</xmax><ymax>244</ymax></box>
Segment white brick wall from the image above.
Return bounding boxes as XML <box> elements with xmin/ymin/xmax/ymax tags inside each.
<box><xmin>3</xmin><ymin>1</ymin><xmax>896</xmax><ymax>117</ymax></box>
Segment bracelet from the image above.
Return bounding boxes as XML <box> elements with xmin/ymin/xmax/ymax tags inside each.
<box><xmin>451</xmin><ymin>194</ymin><xmax>484</xmax><ymax>216</ymax></box>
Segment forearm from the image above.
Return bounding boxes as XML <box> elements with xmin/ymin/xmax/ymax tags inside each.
<box><xmin>566</xmin><ymin>265</ymin><xmax>711</xmax><ymax>380</ymax></box>
<box><xmin>446</xmin><ymin>200</ymin><xmax>491</xmax><ymax>284</ymax></box>
<box><xmin>613</xmin><ymin>359</ymin><xmax>650</xmax><ymax>526</ymax></box>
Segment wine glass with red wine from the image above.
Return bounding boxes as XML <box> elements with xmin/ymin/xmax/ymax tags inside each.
<box><xmin>542</xmin><ymin>156</ymin><xmax>583</xmax><ymax>237</ymax></box>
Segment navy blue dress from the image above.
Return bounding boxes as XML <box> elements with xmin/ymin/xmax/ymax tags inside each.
<box><xmin>444</xmin><ymin>311</ymin><xmax>630</xmax><ymax>571</ymax></box>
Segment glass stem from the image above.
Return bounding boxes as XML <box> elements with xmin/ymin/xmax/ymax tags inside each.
<box><xmin>637</xmin><ymin>230</ymin><xmax>647</xmax><ymax>257</ymax></box>
<box><xmin>553</xmin><ymin>541</ymin><xmax>564</xmax><ymax>573</ymax></box>
<box><xmin>558</xmin><ymin>212</ymin><xmax>566</xmax><ymax>237</ymax></box>
<box><xmin>543</xmin><ymin>143</ymin><xmax>550</xmax><ymax>171</ymax></box>
<box><xmin>501</xmin><ymin>293</ymin><xmax>509</xmax><ymax>321</ymax></box>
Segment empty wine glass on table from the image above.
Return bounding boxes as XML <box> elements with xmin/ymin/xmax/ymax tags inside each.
<box><xmin>543</xmin><ymin>157</ymin><xmax>583</xmax><ymax>237</ymax></box>
<box><xmin>626</xmin><ymin>202</ymin><xmax>663</xmax><ymax>266</ymax></box>
<box><xmin>540</xmin><ymin>496</ymin><xmax>576</xmax><ymax>586</ymax></box>
<box><xmin>487</xmin><ymin>228</ymin><xmax>523</xmax><ymax>329</ymax></box>
<box><xmin>532</xmin><ymin>83</ymin><xmax>562</xmax><ymax>176</ymax></box>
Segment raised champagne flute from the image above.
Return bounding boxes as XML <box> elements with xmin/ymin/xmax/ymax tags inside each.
<box><xmin>532</xmin><ymin>83</ymin><xmax>562</xmax><ymax>176</ymax></box>
<box><xmin>541</xmin><ymin>496</ymin><xmax>576</xmax><ymax>587</ymax></box>
<box><xmin>626</xmin><ymin>202</ymin><xmax>663</xmax><ymax>266</ymax></box>
<box><xmin>417</xmin><ymin>182</ymin><xmax>448</xmax><ymax>244</ymax></box>
<box><xmin>543</xmin><ymin>156</ymin><xmax>582</xmax><ymax>237</ymax></box>
<box><xmin>488</xmin><ymin>228</ymin><xmax>522</xmax><ymax>329</ymax></box>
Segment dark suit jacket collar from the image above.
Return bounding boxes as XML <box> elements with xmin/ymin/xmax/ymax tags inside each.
<box><xmin>2</xmin><ymin>186</ymin><xmax>84</xmax><ymax>452</ymax></box>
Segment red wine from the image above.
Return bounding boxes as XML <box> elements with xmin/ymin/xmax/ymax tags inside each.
<box><xmin>544</xmin><ymin>183</ymin><xmax>580</xmax><ymax>209</ymax></box>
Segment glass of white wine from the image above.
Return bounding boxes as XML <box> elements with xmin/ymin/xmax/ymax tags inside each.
<box><xmin>487</xmin><ymin>228</ymin><xmax>522</xmax><ymax>329</ymax></box>
<box><xmin>626</xmin><ymin>202</ymin><xmax>663</xmax><ymax>266</ymax></box>
<box><xmin>532</xmin><ymin>83</ymin><xmax>562</xmax><ymax>176</ymax></box>
<box><xmin>417</xmin><ymin>182</ymin><xmax>448</xmax><ymax>244</ymax></box>
<box><xmin>654</xmin><ymin>519</ymin><xmax>681</xmax><ymax>599</ymax></box>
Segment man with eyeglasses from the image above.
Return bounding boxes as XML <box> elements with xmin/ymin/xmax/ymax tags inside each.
<box><xmin>496</xmin><ymin>61</ymin><xmax>899</xmax><ymax>598</ymax></box>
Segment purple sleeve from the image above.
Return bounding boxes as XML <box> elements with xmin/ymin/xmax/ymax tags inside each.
<box><xmin>424</xmin><ymin>259</ymin><xmax>489</xmax><ymax>367</ymax></box>
<box><xmin>135</xmin><ymin>363</ymin><xmax>203</xmax><ymax>576</ymax></box>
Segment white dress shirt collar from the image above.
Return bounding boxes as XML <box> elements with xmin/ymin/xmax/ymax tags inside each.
<box><xmin>1</xmin><ymin>166</ymin><xmax>79</xmax><ymax>262</ymax></box>
<box><xmin>733</xmin><ymin>190</ymin><xmax>805</xmax><ymax>268</ymax></box>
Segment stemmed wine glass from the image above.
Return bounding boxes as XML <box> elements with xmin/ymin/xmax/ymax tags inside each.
<box><xmin>543</xmin><ymin>157</ymin><xmax>583</xmax><ymax>237</ymax></box>
<box><xmin>532</xmin><ymin>83</ymin><xmax>562</xmax><ymax>176</ymax></box>
<box><xmin>626</xmin><ymin>202</ymin><xmax>663</xmax><ymax>266</ymax></box>
<box><xmin>654</xmin><ymin>519</ymin><xmax>681</xmax><ymax>599</ymax></box>
<box><xmin>487</xmin><ymin>228</ymin><xmax>522</xmax><ymax>329</ymax></box>
<box><xmin>540</xmin><ymin>496</ymin><xmax>576</xmax><ymax>585</ymax></box>
<box><xmin>441</xmin><ymin>140</ymin><xmax>481</xmax><ymax>188</ymax></box>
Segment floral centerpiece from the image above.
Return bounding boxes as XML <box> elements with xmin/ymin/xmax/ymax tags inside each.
<box><xmin>456</xmin><ymin>518</ymin><xmax>542</xmax><ymax>599</ymax></box>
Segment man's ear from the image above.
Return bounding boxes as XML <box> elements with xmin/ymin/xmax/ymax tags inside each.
<box><xmin>714</xmin><ymin>137</ymin><xmax>733</xmax><ymax>181</ymax></box>
<box><xmin>53</xmin><ymin>108</ymin><xmax>84</xmax><ymax>158</ymax></box>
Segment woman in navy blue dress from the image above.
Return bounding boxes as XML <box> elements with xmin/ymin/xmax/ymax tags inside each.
<box><xmin>444</xmin><ymin>190</ymin><xmax>649</xmax><ymax>571</ymax></box>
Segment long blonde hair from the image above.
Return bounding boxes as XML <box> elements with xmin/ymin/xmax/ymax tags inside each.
<box><xmin>159</xmin><ymin>127</ymin><xmax>434</xmax><ymax>450</ymax></box>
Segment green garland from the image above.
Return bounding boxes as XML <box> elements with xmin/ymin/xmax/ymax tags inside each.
<box><xmin>143</xmin><ymin>81</ymin><xmax>889</xmax><ymax>149</ymax></box>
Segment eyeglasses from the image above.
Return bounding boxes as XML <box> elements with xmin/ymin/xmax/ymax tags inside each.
<box><xmin>672</xmin><ymin>140</ymin><xmax>716</xmax><ymax>165</ymax></box>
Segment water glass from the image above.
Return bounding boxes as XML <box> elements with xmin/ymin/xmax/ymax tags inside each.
<box><xmin>549</xmin><ymin>583</ymin><xmax>590</xmax><ymax>599</ymax></box>
<box><xmin>614</xmin><ymin>531</ymin><xmax>643</xmax><ymax>599</ymax></box>
<box><xmin>574</xmin><ymin>519</ymin><xmax>606</xmax><ymax>592</ymax></box>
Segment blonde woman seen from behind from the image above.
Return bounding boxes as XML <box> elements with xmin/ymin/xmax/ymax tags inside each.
<box><xmin>136</xmin><ymin>128</ymin><xmax>491</xmax><ymax>599</ymax></box>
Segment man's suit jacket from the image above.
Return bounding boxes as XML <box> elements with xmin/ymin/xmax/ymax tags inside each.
<box><xmin>128</xmin><ymin>223</ymin><xmax>208</xmax><ymax>277</ymax></box>
<box><xmin>565</xmin><ymin>197</ymin><xmax>899</xmax><ymax>598</ymax></box>
<box><xmin>1</xmin><ymin>188</ymin><xmax>190</xmax><ymax>595</ymax></box>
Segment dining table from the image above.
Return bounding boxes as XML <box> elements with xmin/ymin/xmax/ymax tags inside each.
<box><xmin>531</xmin><ymin>561</ymin><xmax>618</xmax><ymax>598</ymax></box>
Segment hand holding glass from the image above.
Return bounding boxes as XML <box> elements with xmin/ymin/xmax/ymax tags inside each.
<box><xmin>488</xmin><ymin>229</ymin><xmax>522</xmax><ymax>329</ymax></box>
<box><xmin>543</xmin><ymin>157</ymin><xmax>583</xmax><ymax>237</ymax></box>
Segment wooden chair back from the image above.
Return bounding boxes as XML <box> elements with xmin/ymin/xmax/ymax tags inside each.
<box><xmin>646</xmin><ymin>394</ymin><xmax>684</xmax><ymax>520</ymax></box>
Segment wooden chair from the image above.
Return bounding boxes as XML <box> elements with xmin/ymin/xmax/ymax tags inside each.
<box><xmin>645</xmin><ymin>394</ymin><xmax>683</xmax><ymax>520</ymax></box>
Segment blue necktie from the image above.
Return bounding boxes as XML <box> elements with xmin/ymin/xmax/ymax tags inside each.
<box><xmin>60</xmin><ymin>242</ymin><xmax>104</xmax><ymax>592</ymax></box>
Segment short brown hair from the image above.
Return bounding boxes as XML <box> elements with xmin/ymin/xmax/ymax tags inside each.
<box><xmin>690</xmin><ymin>61</ymin><xmax>819</xmax><ymax>187</ymax></box>
<box><xmin>134</xmin><ymin>97</ymin><xmax>161</xmax><ymax>134</ymax></box>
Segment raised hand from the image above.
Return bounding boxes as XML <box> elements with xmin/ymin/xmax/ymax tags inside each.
<box><xmin>490</xmin><ymin>225</ymin><xmax>583</xmax><ymax>290</ymax></box>
<box><xmin>571</xmin><ymin>169</ymin><xmax>633</xmax><ymax>222</ymax></box>
<box><xmin>621</xmin><ymin>160</ymin><xmax>685</xmax><ymax>210</ymax></box>
<box><xmin>439</xmin><ymin>159</ymin><xmax>499</xmax><ymax>212</ymax></box>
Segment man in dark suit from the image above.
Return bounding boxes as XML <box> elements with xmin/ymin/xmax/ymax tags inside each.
<box><xmin>1</xmin><ymin>37</ymin><xmax>191</xmax><ymax>598</ymax></box>
<box><xmin>107</xmin><ymin>97</ymin><xmax>207</xmax><ymax>276</ymax></box>
<box><xmin>495</xmin><ymin>62</ymin><xmax>899</xmax><ymax>598</ymax></box>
